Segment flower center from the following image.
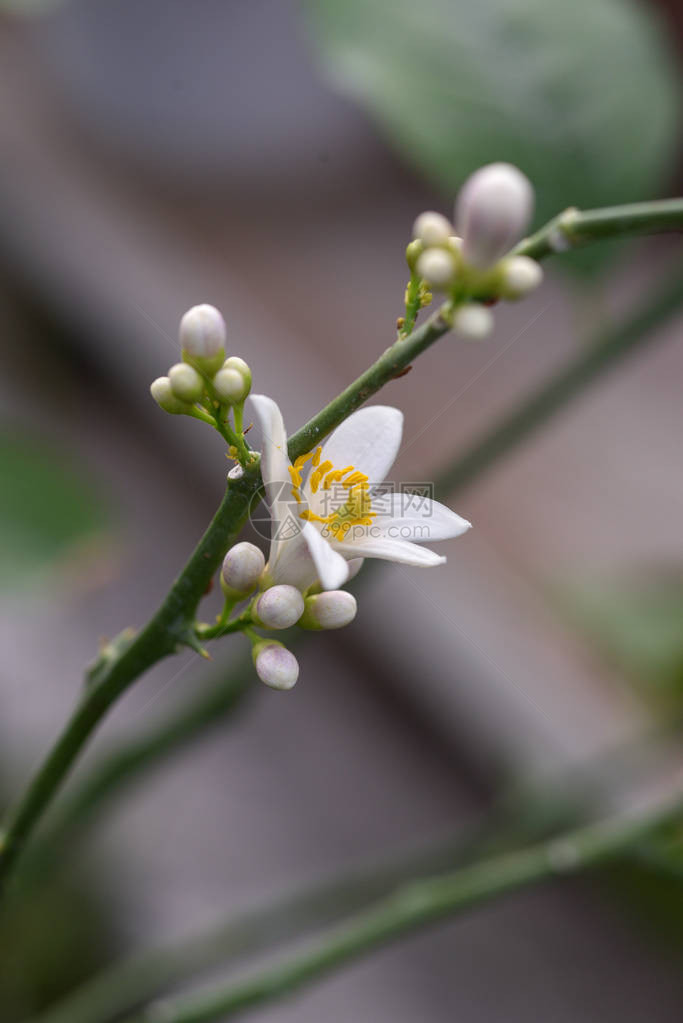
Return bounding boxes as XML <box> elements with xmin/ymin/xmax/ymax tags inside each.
<box><xmin>288</xmin><ymin>446</ymin><xmax>375</xmax><ymax>541</ymax></box>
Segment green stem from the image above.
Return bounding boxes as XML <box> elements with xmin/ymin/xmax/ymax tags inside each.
<box><xmin>399</xmin><ymin>271</ymin><xmax>422</xmax><ymax>337</ymax></box>
<box><xmin>515</xmin><ymin>198</ymin><xmax>683</xmax><ymax>261</ymax></box>
<box><xmin>0</xmin><ymin>468</ymin><xmax>260</xmax><ymax>895</ymax></box>
<box><xmin>18</xmin><ymin>657</ymin><xmax>254</xmax><ymax>893</ymax></box>
<box><xmin>125</xmin><ymin>791</ymin><xmax>683</xmax><ymax>1023</ymax></box>
<box><xmin>1</xmin><ymin>198</ymin><xmax>681</xmax><ymax>898</ymax></box>
<box><xmin>29</xmin><ymin>824</ymin><xmax>497</xmax><ymax>1023</ymax></box>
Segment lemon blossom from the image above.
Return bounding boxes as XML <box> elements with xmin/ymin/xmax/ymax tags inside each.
<box><xmin>250</xmin><ymin>395</ymin><xmax>471</xmax><ymax>593</ymax></box>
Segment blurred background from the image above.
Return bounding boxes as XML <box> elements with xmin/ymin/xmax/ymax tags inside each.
<box><xmin>0</xmin><ymin>0</ymin><xmax>682</xmax><ymax>1020</ymax></box>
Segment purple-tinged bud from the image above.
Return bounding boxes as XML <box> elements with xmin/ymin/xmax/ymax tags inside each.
<box><xmin>456</xmin><ymin>163</ymin><xmax>534</xmax><ymax>269</ymax></box>
<box><xmin>180</xmin><ymin>304</ymin><xmax>226</xmax><ymax>375</ymax></box>
<box><xmin>221</xmin><ymin>542</ymin><xmax>265</xmax><ymax>597</ymax></box>
<box><xmin>254</xmin><ymin>585</ymin><xmax>304</xmax><ymax>629</ymax></box>
<box><xmin>253</xmin><ymin>641</ymin><xmax>299</xmax><ymax>691</ymax></box>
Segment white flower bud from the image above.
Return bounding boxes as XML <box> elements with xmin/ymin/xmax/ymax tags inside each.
<box><xmin>179</xmin><ymin>304</ymin><xmax>226</xmax><ymax>359</ymax></box>
<box><xmin>150</xmin><ymin>376</ymin><xmax>191</xmax><ymax>415</ymax></box>
<box><xmin>253</xmin><ymin>642</ymin><xmax>299</xmax><ymax>691</ymax></box>
<box><xmin>168</xmin><ymin>362</ymin><xmax>204</xmax><ymax>403</ymax></box>
<box><xmin>254</xmin><ymin>584</ymin><xmax>304</xmax><ymax>629</ymax></box>
<box><xmin>299</xmin><ymin>590</ymin><xmax>357</xmax><ymax>631</ymax></box>
<box><xmin>221</xmin><ymin>542</ymin><xmax>265</xmax><ymax>597</ymax></box>
<box><xmin>456</xmin><ymin>163</ymin><xmax>534</xmax><ymax>269</ymax></box>
<box><xmin>453</xmin><ymin>303</ymin><xmax>494</xmax><ymax>340</ymax></box>
<box><xmin>222</xmin><ymin>356</ymin><xmax>252</xmax><ymax>392</ymax></box>
<box><xmin>500</xmin><ymin>256</ymin><xmax>544</xmax><ymax>298</ymax></box>
<box><xmin>412</xmin><ymin>211</ymin><xmax>453</xmax><ymax>248</ymax></box>
<box><xmin>214</xmin><ymin>367</ymin><xmax>249</xmax><ymax>404</ymax></box>
<box><xmin>416</xmin><ymin>248</ymin><xmax>456</xmax><ymax>289</ymax></box>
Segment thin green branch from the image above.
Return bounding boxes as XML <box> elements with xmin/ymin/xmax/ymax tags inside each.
<box><xmin>1</xmin><ymin>197</ymin><xmax>681</xmax><ymax>898</ymax></box>
<box><xmin>515</xmin><ymin>198</ymin><xmax>683</xmax><ymax>262</ymax></box>
<box><xmin>0</xmin><ymin>469</ymin><xmax>260</xmax><ymax>895</ymax></box>
<box><xmin>125</xmin><ymin>790</ymin><xmax>683</xmax><ymax>1023</ymax></box>
<box><xmin>30</xmin><ymin>827</ymin><xmax>494</xmax><ymax>1023</ymax></box>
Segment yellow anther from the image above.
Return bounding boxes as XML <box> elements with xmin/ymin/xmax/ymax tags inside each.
<box><xmin>311</xmin><ymin>446</ymin><xmax>322</xmax><ymax>467</ymax></box>
<box><xmin>310</xmin><ymin>460</ymin><xmax>333</xmax><ymax>494</ymax></box>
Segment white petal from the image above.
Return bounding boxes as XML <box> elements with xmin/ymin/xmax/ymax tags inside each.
<box><xmin>314</xmin><ymin>407</ymin><xmax>403</xmax><ymax>489</ymax></box>
<box><xmin>334</xmin><ymin>535</ymin><xmax>447</xmax><ymax>568</ymax></box>
<box><xmin>267</xmin><ymin>531</ymin><xmax>317</xmax><ymax>592</ymax></box>
<box><xmin>249</xmin><ymin>394</ymin><xmax>292</xmax><ymax>559</ymax></box>
<box><xmin>302</xmin><ymin>523</ymin><xmax>349</xmax><ymax>590</ymax></box>
<box><xmin>371</xmin><ymin>492</ymin><xmax>471</xmax><ymax>543</ymax></box>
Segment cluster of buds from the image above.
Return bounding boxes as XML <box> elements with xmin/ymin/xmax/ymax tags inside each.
<box><xmin>218</xmin><ymin>541</ymin><xmax>357</xmax><ymax>691</ymax></box>
<box><xmin>408</xmin><ymin>163</ymin><xmax>544</xmax><ymax>339</ymax></box>
<box><xmin>150</xmin><ymin>304</ymin><xmax>253</xmax><ymax>464</ymax></box>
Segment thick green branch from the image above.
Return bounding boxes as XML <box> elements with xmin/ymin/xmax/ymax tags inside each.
<box><xmin>126</xmin><ymin>791</ymin><xmax>683</xmax><ymax>1023</ymax></box>
<box><xmin>516</xmin><ymin>198</ymin><xmax>683</xmax><ymax>261</ymax></box>
<box><xmin>0</xmin><ymin>470</ymin><xmax>259</xmax><ymax>894</ymax></box>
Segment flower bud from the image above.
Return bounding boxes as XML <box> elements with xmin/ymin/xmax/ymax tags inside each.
<box><xmin>180</xmin><ymin>304</ymin><xmax>226</xmax><ymax>375</ymax></box>
<box><xmin>299</xmin><ymin>590</ymin><xmax>357</xmax><ymax>631</ymax></box>
<box><xmin>222</xmin><ymin>356</ymin><xmax>252</xmax><ymax>392</ymax></box>
<box><xmin>500</xmin><ymin>256</ymin><xmax>543</xmax><ymax>298</ymax></box>
<box><xmin>168</xmin><ymin>362</ymin><xmax>204</xmax><ymax>403</ymax></box>
<box><xmin>150</xmin><ymin>376</ymin><xmax>192</xmax><ymax>415</ymax></box>
<box><xmin>456</xmin><ymin>163</ymin><xmax>534</xmax><ymax>269</ymax></box>
<box><xmin>405</xmin><ymin>238</ymin><xmax>424</xmax><ymax>272</ymax></box>
<box><xmin>416</xmin><ymin>248</ymin><xmax>456</xmax><ymax>289</ymax></box>
<box><xmin>253</xmin><ymin>641</ymin><xmax>299</xmax><ymax>691</ymax></box>
<box><xmin>253</xmin><ymin>584</ymin><xmax>304</xmax><ymax>630</ymax></box>
<box><xmin>412</xmin><ymin>211</ymin><xmax>453</xmax><ymax>247</ymax></box>
<box><xmin>214</xmin><ymin>367</ymin><xmax>249</xmax><ymax>404</ymax></box>
<box><xmin>221</xmin><ymin>542</ymin><xmax>265</xmax><ymax>597</ymax></box>
<box><xmin>453</xmin><ymin>303</ymin><xmax>494</xmax><ymax>340</ymax></box>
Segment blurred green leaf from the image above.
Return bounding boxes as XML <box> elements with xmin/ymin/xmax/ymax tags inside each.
<box><xmin>563</xmin><ymin>574</ymin><xmax>683</xmax><ymax>707</ymax></box>
<box><xmin>305</xmin><ymin>0</ymin><xmax>679</xmax><ymax>269</ymax></box>
<box><xmin>0</xmin><ymin>870</ymin><xmax>118</xmax><ymax>1022</ymax></box>
<box><xmin>0</xmin><ymin>429</ymin><xmax>107</xmax><ymax>586</ymax></box>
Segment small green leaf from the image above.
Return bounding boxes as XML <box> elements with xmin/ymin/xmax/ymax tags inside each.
<box><xmin>304</xmin><ymin>0</ymin><xmax>679</xmax><ymax>271</ymax></box>
<box><xmin>0</xmin><ymin>429</ymin><xmax>108</xmax><ymax>585</ymax></box>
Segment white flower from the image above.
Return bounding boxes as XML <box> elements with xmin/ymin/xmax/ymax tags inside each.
<box><xmin>250</xmin><ymin>395</ymin><xmax>471</xmax><ymax>592</ymax></box>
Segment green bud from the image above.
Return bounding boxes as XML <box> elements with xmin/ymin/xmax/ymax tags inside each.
<box><xmin>150</xmin><ymin>376</ymin><xmax>192</xmax><ymax>415</ymax></box>
<box><xmin>405</xmin><ymin>238</ymin><xmax>424</xmax><ymax>272</ymax></box>
<box><xmin>168</xmin><ymin>362</ymin><xmax>204</xmax><ymax>403</ymax></box>
<box><xmin>214</xmin><ymin>367</ymin><xmax>249</xmax><ymax>404</ymax></box>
